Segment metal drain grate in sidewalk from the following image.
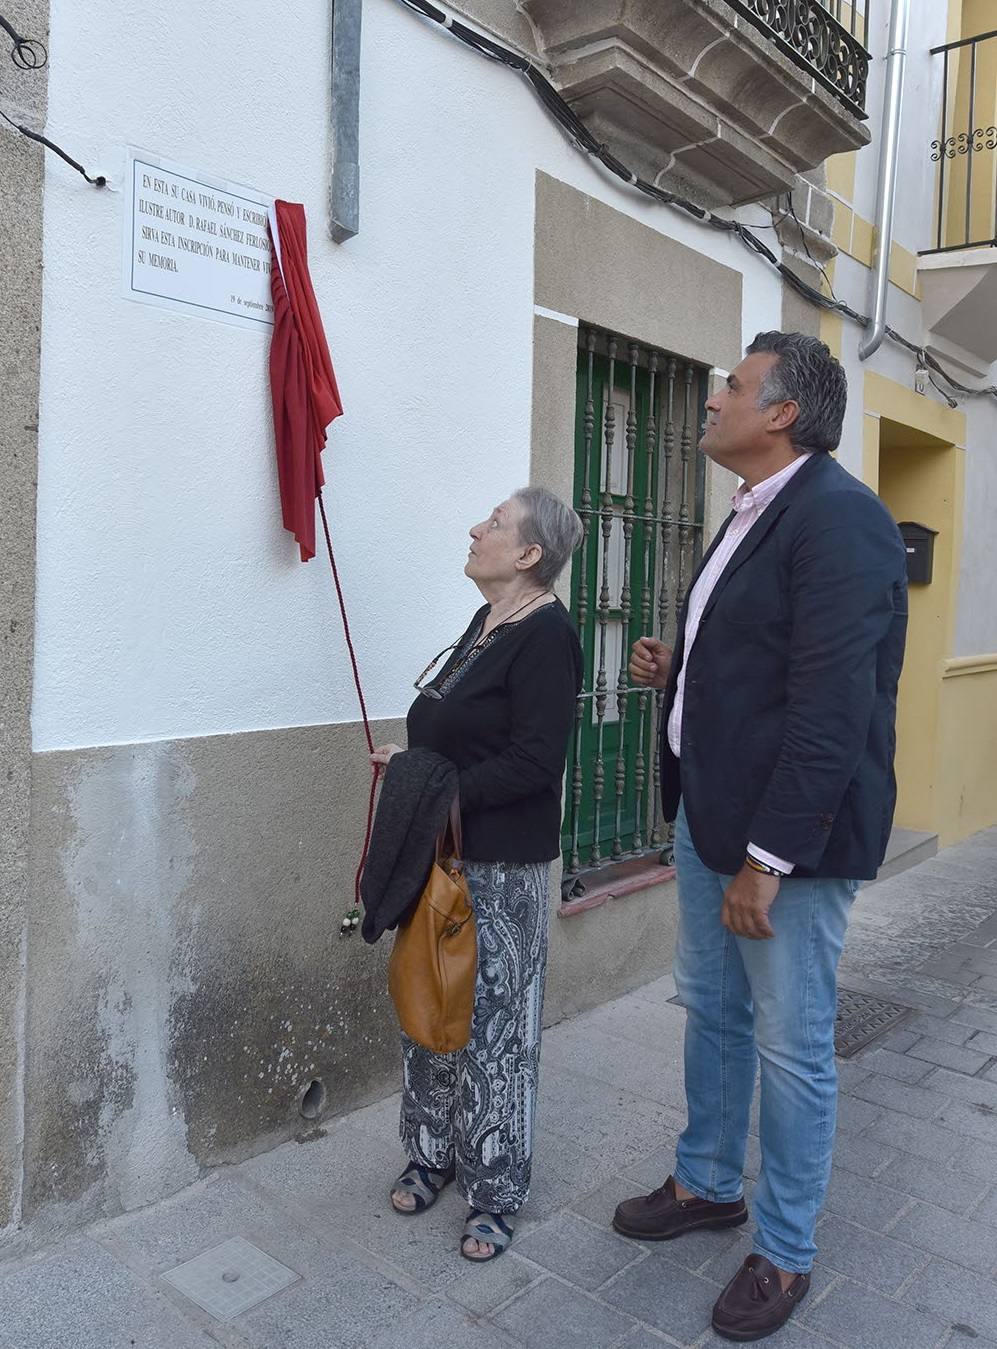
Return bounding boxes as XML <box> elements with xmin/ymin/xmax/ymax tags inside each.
<box><xmin>834</xmin><ymin>987</ymin><xmax>911</xmax><ymax>1058</ymax></box>
<box><xmin>161</xmin><ymin>1237</ymin><xmax>300</xmax><ymax>1320</ymax></box>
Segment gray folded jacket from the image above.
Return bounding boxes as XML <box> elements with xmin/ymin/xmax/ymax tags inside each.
<box><xmin>360</xmin><ymin>747</ymin><xmax>458</xmax><ymax>944</ymax></box>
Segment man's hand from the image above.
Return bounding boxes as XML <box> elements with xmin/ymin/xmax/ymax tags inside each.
<box><xmin>630</xmin><ymin>636</ymin><xmax>673</xmax><ymax>690</ymax></box>
<box><xmin>721</xmin><ymin>865</ymin><xmax>780</xmax><ymax>940</ymax></box>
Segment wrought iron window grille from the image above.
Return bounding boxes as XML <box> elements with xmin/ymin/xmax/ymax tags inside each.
<box><xmin>561</xmin><ymin>329</ymin><xmax>706</xmax><ymax>897</ymax></box>
<box><xmin>925</xmin><ymin>28</ymin><xmax>997</xmax><ymax>255</ymax></box>
<box><xmin>724</xmin><ymin>0</ymin><xmax>871</xmax><ymax>119</ymax></box>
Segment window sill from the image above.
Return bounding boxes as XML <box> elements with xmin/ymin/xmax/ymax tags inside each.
<box><xmin>559</xmin><ymin>855</ymin><xmax>677</xmax><ymax>918</ymax></box>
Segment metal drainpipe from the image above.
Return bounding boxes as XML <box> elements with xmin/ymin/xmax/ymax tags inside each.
<box><xmin>859</xmin><ymin>0</ymin><xmax>912</xmax><ymax>360</ymax></box>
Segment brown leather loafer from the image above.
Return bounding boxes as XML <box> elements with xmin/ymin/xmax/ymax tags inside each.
<box><xmin>711</xmin><ymin>1253</ymin><xmax>810</xmax><ymax>1342</ymax></box>
<box><xmin>612</xmin><ymin>1174</ymin><xmax>748</xmax><ymax>1241</ymax></box>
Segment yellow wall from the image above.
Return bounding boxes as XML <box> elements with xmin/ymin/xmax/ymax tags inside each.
<box><xmin>860</xmin><ymin>372</ymin><xmax>995</xmax><ymax>846</ymax></box>
<box><xmin>938</xmin><ymin>660</ymin><xmax>997</xmax><ymax>842</ymax></box>
<box><xmin>938</xmin><ymin>0</ymin><xmax>997</xmax><ymax>249</ymax></box>
<box><xmin>878</xmin><ymin>437</ymin><xmax>961</xmax><ymax>834</ymax></box>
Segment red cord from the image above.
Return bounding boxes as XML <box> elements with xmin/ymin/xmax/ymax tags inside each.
<box><xmin>317</xmin><ymin>491</ymin><xmax>378</xmax><ymax>910</ymax></box>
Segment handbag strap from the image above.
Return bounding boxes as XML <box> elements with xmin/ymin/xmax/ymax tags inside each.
<box><xmin>437</xmin><ymin>792</ymin><xmax>464</xmax><ymax>864</ymax></box>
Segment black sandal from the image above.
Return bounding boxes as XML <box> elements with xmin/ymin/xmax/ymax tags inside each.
<box><xmin>460</xmin><ymin>1209</ymin><xmax>514</xmax><ymax>1262</ymax></box>
<box><xmin>389</xmin><ymin>1162</ymin><xmax>454</xmax><ymax>1215</ymax></box>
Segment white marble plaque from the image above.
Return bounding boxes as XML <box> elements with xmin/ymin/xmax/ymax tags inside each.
<box><xmin>123</xmin><ymin>149</ymin><xmax>274</xmax><ymax>329</ymax></box>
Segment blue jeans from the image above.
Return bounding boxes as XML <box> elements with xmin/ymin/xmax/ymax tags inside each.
<box><xmin>672</xmin><ymin>803</ymin><xmax>858</xmax><ymax>1273</ymax></box>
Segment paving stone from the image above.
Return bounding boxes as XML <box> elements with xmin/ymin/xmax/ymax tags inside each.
<box><xmin>878</xmin><ymin>1027</ymin><xmax>924</xmax><ymax>1053</ymax></box>
<box><xmin>802</xmin><ymin>1276</ymin><xmax>949</xmax><ymax>1348</ymax></box>
<box><xmin>901</xmin><ymin>1254</ymin><xmax>997</xmax><ymax>1340</ymax></box>
<box><xmin>855</xmin><ymin>1047</ymin><xmax>934</xmax><ymax>1083</ymax></box>
<box><xmin>514</xmin><ymin>1213</ymin><xmax>642</xmax><ymax>1290</ymax></box>
<box><xmin>233</xmin><ymin>1252</ymin><xmax>414</xmax><ymax>1349</ymax></box>
<box><xmin>97</xmin><ymin>1173</ymin><xmax>326</xmax><ymax>1276</ymax></box>
<box><xmin>887</xmin><ymin>978</ymin><xmax>974</xmax><ymax>1013</ymax></box>
<box><xmin>813</xmin><ymin>1215</ymin><xmax>927</xmax><ymax>1294</ymax></box>
<box><xmin>617</xmin><ymin>1329</ymin><xmax>676</xmax><ymax>1349</ymax></box>
<box><xmin>864</xmin><ymin>1109</ymin><xmax>969</xmax><ymax>1163</ymax></box>
<box><xmin>977</xmin><ymin>976</ymin><xmax>997</xmax><ymax>994</ymax></box>
<box><xmin>744</xmin><ymin>1134</ymin><xmax>762</xmax><ymax>1180</ymax></box>
<box><xmin>916</xmin><ymin>964</ymin><xmax>983</xmax><ymax>989</ymax></box>
<box><xmin>904</xmin><ymin>1014</ymin><xmax>978</xmax><ymax>1047</ymax></box>
<box><xmin>448</xmin><ymin>1253</ymin><xmax>544</xmax><ymax>1315</ymax></box>
<box><xmin>963</xmin><ymin>916</ymin><xmax>997</xmax><ymax>946</ymax></box>
<box><xmin>368</xmin><ymin>1297</ymin><xmax>521</xmax><ymax>1349</ymax></box>
<box><xmin>653</xmin><ymin>1223</ymin><xmax>745</xmax><ymax>1276</ymax></box>
<box><xmin>599</xmin><ymin>1251</ymin><xmax>720</xmax><ymax>1346</ymax></box>
<box><xmin>935</xmin><ymin>1098</ymin><xmax>997</xmax><ymax>1145</ymax></box>
<box><xmin>541</xmin><ymin>1023</ymin><xmax>689</xmax><ymax>1114</ymax></box>
<box><xmin>0</xmin><ymin>1239</ymin><xmax>214</xmax><ymax>1349</ymax></box>
<box><xmin>572</xmin><ymin>991</ymin><xmax>688</xmax><ymax>1056</ymax></box>
<box><xmin>951</xmin><ymin>947</ymin><xmax>997</xmax><ymax>976</ymax></box>
<box><xmin>968</xmin><ymin>1032</ymin><xmax>997</xmax><ymax>1057</ymax></box>
<box><xmin>950</xmin><ymin>1005</ymin><xmax>997</xmax><ymax>1035</ymax></box>
<box><xmin>875</xmin><ymin>1152</ymin><xmax>986</xmax><ymax>1215</ymax></box>
<box><xmin>630</xmin><ymin>974</ymin><xmax>679</xmax><ymax>1006</ymax></box>
<box><xmin>922</xmin><ymin>1066</ymin><xmax>997</xmax><ymax>1111</ymax></box>
<box><xmin>888</xmin><ymin>1200</ymin><xmax>997</xmax><ymax>1274</ymax></box>
<box><xmin>522</xmin><ymin>1132</ymin><xmax>623</xmax><ymax>1225</ymax></box>
<box><xmin>620</xmin><ymin>1147</ymin><xmax>683</xmax><ymax>1194</ymax></box>
<box><xmin>849</xmin><ymin>1073</ymin><xmax>948</xmax><ymax>1120</ymax></box>
<box><xmin>970</xmin><ymin>1188</ymin><xmax>997</xmax><ymax>1228</ymax></box>
<box><xmin>537</xmin><ymin>1066</ymin><xmax>684</xmax><ymax>1171</ymax></box>
<box><xmin>908</xmin><ymin>1038</ymin><xmax>993</xmax><ymax>1074</ymax></box>
<box><xmin>698</xmin><ymin>1325</ymin><xmax>838</xmax><ymax>1349</ymax></box>
<box><xmin>951</xmin><ymin>1135</ymin><xmax>997</xmax><ymax>1180</ymax></box>
<box><xmin>241</xmin><ymin>1122</ymin><xmax>492</xmax><ymax>1291</ymax></box>
<box><xmin>833</xmin><ymin>1059</ymin><xmax>871</xmax><ymax>1093</ymax></box>
<box><xmin>822</xmin><ymin>1166</ymin><xmax>911</xmax><ymax>1231</ymax></box>
<box><xmin>570</xmin><ymin>1174</ymin><xmax>653</xmax><ymax>1229</ymax></box>
<box><xmin>830</xmin><ymin>1131</ymin><xmax>898</xmax><ymax>1178</ymax></box>
<box><xmin>834</xmin><ymin>1093</ymin><xmax>884</xmax><ymax>1133</ymax></box>
<box><xmin>492</xmin><ymin>1274</ymin><xmax>636</xmax><ymax>1348</ymax></box>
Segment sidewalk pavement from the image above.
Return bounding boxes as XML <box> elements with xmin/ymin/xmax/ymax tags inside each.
<box><xmin>3</xmin><ymin>829</ymin><xmax>997</xmax><ymax>1349</ymax></box>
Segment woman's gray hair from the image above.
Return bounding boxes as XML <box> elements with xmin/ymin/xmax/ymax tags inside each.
<box><xmin>512</xmin><ymin>487</ymin><xmax>584</xmax><ymax>589</ymax></box>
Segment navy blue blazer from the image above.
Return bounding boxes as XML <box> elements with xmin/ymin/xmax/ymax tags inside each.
<box><xmin>660</xmin><ymin>453</ymin><xmax>908</xmax><ymax>880</ymax></box>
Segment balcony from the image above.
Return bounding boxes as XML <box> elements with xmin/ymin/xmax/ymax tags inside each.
<box><xmin>918</xmin><ymin>28</ymin><xmax>997</xmax><ymax>374</ymax></box>
<box><xmin>522</xmin><ymin>0</ymin><xmax>872</xmax><ymax>207</ymax></box>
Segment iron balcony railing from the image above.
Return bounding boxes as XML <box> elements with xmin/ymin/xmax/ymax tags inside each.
<box><xmin>562</xmin><ymin>331</ymin><xmax>706</xmax><ymax>891</ymax></box>
<box><xmin>724</xmin><ymin>0</ymin><xmax>872</xmax><ymax>119</ymax></box>
<box><xmin>926</xmin><ymin>28</ymin><xmax>997</xmax><ymax>254</ymax></box>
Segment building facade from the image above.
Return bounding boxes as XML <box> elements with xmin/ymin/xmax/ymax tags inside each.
<box><xmin>1</xmin><ymin>0</ymin><xmax>995</xmax><ymax>1245</ymax></box>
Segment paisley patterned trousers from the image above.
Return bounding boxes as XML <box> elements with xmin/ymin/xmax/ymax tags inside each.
<box><xmin>399</xmin><ymin>860</ymin><xmax>549</xmax><ymax>1214</ymax></box>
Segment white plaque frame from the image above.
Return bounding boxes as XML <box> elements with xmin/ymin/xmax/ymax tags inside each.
<box><xmin>123</xmin><ymin>148</ymin><xmax>275</xmax><ymax>330</ymax></box>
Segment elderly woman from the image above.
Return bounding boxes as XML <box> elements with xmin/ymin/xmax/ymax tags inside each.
<box><xmin>370</xmin><ymin>485</ymin><xmax>583</xmax><ymax>1262</ymax></box>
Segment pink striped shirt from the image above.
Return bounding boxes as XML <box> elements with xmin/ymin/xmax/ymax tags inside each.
<box><xmin>667</xmin><ymin>453</ymin><xmax>811</xmax><ymax>873</ymax></box>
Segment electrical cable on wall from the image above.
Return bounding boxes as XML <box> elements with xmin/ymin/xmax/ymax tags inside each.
<box><xmin>394</xmin><ymin>0</ymin><xmax>997</xmax><ymax>405</ymax></box>
<box><xmin>1</xmin><ymin>14</ymin><xmax>106</xmax><ymax>186</ymax></box>
<box><xmin>0</xmin><ymin>12</ymin><xmax>46</xmax><ymax>68</ymax></box>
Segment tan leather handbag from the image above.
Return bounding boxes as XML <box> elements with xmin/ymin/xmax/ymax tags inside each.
<box><xmin>387</xmin><ymin>797</ymin><xmax>476</xmax><ymax>1053</ymax></box>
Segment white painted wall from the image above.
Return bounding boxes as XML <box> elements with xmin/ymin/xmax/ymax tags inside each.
<box><xmin>33</xmin><ymin>0</ymin><xmax>997</xmax><ymax>751</ymax></box>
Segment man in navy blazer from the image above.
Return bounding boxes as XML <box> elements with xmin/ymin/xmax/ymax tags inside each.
<box><xmin>613</xmin><ymin>333</ymin><xmax>907</xmax><ymax>1342</ymax></box>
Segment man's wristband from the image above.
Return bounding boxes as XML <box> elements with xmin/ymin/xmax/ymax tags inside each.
<box><xmin>744</xmin><ymin>853</ymin><xmax>789</xmax><ymax>878</ymax></box>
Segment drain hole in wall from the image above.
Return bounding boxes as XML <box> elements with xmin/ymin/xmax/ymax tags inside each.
<box><xmin>299</xmin><ymin>1079</ymin><xmax>327</xmax><ymax>1120</ymax></box>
